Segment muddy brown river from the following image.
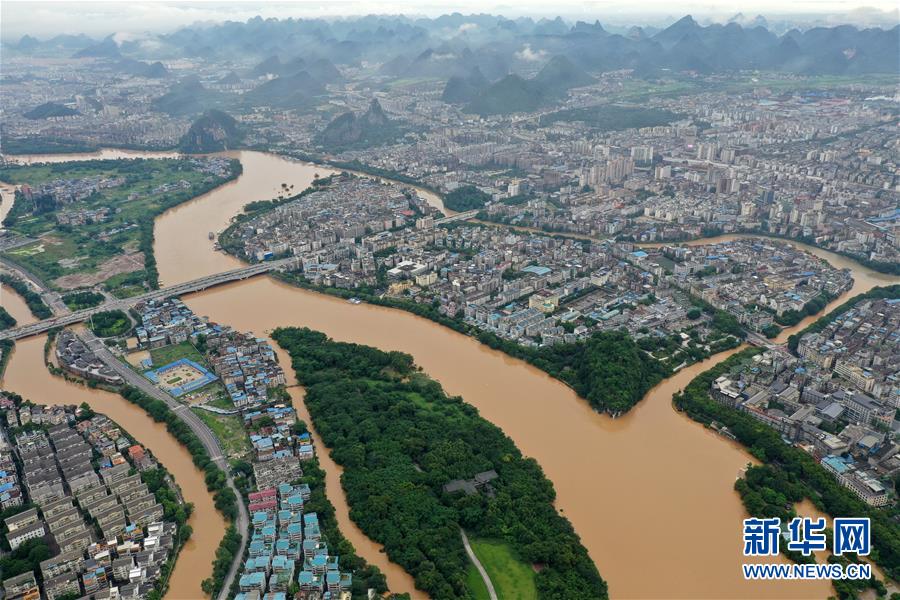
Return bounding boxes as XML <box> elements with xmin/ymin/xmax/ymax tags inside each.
<box><xmin>3</xmin><ymin>149</ymin><xmax>898</xmax><ymax>599</ymax></box>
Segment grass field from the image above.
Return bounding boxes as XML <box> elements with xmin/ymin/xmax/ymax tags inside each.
<box><xmin>192</xmin><ymin>408</ymin><xmax>251</xmax><ymax>458</ymax></box>
<box><xmin>468</xmin><ymin>538</ymin><xmax>537</xmax><ymax>600</ymax></box>
<box><xmin>149</xmin><ymin>341</ymin><xmax>205</xmax><ymax>367</ymax></box>
<box><xmin>466</xmin><ymin>563</ymin><xmax>491</xmax><ymax>600</ymax></box>
<box><xmin>0</xmin><ymin>158</ymin><xmax>239</xmax><ymax>293</ymax></box>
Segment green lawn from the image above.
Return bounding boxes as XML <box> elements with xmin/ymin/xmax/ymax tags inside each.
<box><xmin>468</xmin><ymin>537</ymin><xmax>537</xmax><ymax>600</ymax></box>
<box><xmin>208</xmin><ymin>391</ymin><xmax>236</xmax><ymax>410</ymax></box>
<box><xmin>466</xmin><ymin>563</ymin><xmax>491</xmax><ymax>600</ymax></box>
<box><xmin>149</xmin><ymin>341</ymin><xmax>205</xmax><ymax>367</ymax></box>
<box><xmin>192</xmin><ymin>408</ymin><xmax>250</xmax><ymax>459</ymax></box>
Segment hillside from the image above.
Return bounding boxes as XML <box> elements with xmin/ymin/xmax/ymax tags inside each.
<box><xmin>315</xmin><ymin>99</ymin><xmax>406</xmax><ymax>151</ymax></box>
<box><xmin>464</xmin><ymin>56</ymin><xmax>592</xmax><ymax>116</ymax></box>
<box><xmin>441</xmin><ymin>67</ymin><xmax>488</xmax><ymax>104</ymax></box>
<box><xmin>465</xmin><ymin>75</ymin><xmax>541</xmax><ymax>115</ymax></box>
<box><xmin>242</xmin><ymin>71</ymin><xmax>325</xmax><ymax>110</ymax></box>
<box><xmin>151</xmin><ymin>77</ymin><xmax>224</xmax><ymax>116</ymax></box>
<box><xmin>116</xmin><ymin>58</ymin><xmax>169</xmax><ymax>78</ymax></box>
<box><xmin>72</xmin><ymin>37</ymin><xmax>120</xmax><ymax>58</ymax></box>
<box><xmin>178</xmin><ymin>110</ymin><xmax>243</xmax><ymax>153</ymax></box>
<box><xmin>23</xmin><ymin>102</ymin><xmax>78</xmax><ymax>120</ymax></box>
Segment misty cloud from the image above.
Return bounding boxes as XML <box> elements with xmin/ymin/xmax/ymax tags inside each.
<box><xmin>515</xmin><ymin>44</ymin><xmax>547</xmax><ymax>61</ymax></box>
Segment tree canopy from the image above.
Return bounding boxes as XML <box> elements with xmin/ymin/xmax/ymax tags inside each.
<box><xmin>272</xmin><ymin>327</ymin><xmax>608</xmax><ymax>599</ymax></box>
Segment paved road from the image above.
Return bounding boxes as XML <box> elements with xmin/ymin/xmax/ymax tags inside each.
<box><xmin>0</xmin><ymin>256</ymin><xmax>69</xmax><ymax>315</ymax></box>
<box><xmin>0</xmin><ymin>258</ymin><xmax>293</xmax><ymax>341</ymax></box>
<box><xmin>0</xmin><ymin>234</ymin><xmax>37</xmax><ymax>252</ymax></box>
<box><xmin>460</xmin><ymin>529</ymin><xmax>497</xmax><ymax>600</ymax></box>
<box><xmin>78</xmin><ymin>330</ymin><xmax>249</xmax><ymax>600</ymax></box>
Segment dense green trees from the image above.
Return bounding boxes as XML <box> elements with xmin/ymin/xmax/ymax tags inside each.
<box><xmin>0</xmin><ymin>538</ymin><xmax>52</xmax><ymax>579</ymax></box>
<box><xmin>0</xmin><ymin>340</ymin><xmax>13</xmax><ymax>378</ymax></box>
<box><xmin>272</xmin><ymin>327</ymin><xmax>607</xmax><ymax>599</ymax></box>
<box><xmin>89</xmin><ymin>309</ymin><xmax>132</xmax><ymax>337</ymax></box>
<box><xmin>475</xmin><ymin>329</ymin><xmax>670</xmax><ymax>415</ymax></box>
<box><xmin>0</xmin><ymin>274</ymin><xmax>51</xmax><ymax>319</ymax></box>
<box><xmin>201</xmin><ymin>525</ymin><xmax>242</xmax><ymax>596</ymax></box>
<box><xmin>444</xmin><ymin>186</ymin><xmax>491</xmax><ymax>212</ymax></box>
<box><xmin>761</xmin><ymin>324</ymin><xmax>781</xmax><ymax>339</ymax></box>
<box><xmin>62</xmin><ymin>290</ymin><xmax>105</xmax><ymax>311</ymax></box>
<box><xmin>0</xmin><ymin>307</ymin><xmax>16</xmax><ymax>330</ymax></box>
<box><xmin>143</xmin><ymin>467</ymin><xmax>193</xmax><ymax>529</ymax></box>
<box><xmin>673</xmin><ymin>349</ymin><xmax>900</xmax><ymax>583</ymax></box>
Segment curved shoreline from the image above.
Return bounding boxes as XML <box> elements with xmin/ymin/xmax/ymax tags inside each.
<box><xmin>5</xmin><ymin>147</ymin><xmax>898</xmax><ymax>598</ymax></box>
<box><xmin>0</xmin><ymin>335</ymin><xmax>227</xmax><ymax>600</ymax></box>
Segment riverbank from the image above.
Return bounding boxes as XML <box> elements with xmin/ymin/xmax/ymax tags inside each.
<box><xmin>272</xmin><ymin>326</ymin><xmax>608</xmax><ymax>599</ymax></box>
<box><xmin>0</xmin><ymin>274</ymin><xmax>51</xmax><ymax>319</ymax></box>
<box><xmin>0</xmin><ymin>157</ymin><xmax>243</xmax><ymax>293</ymax></box>
<box><xmin>638</xmin><ymin>228</ymin><xmax>900</xmax><ymax>276</ymax></box>
<box><xmin>673</xmin><ymin>332</ymin><xmax>900</xmax><ymax>590</ymax></box>
<box><xmin>7</xmin><ymin>147</ymin><xmax>886</xmax><ymax>598</ymax></box>
<box><xmin>0</xmin><ymin>335</ymin><xmax>227</xmax><ymax>599</ymax></box>
<box><xmin>272</xmin><ymin>270</ymin><xmax>673</xmax><ymax>416</ymax></box>
<box><xmin>157</xmin><ymin>149</ymin><xmax>892</xmax><ymax>598</ymax></box>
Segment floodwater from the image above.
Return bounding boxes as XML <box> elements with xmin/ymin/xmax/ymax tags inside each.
<box><xmin>0</xmin><ymin>183</ymin><xmax>17</xmax><ymax>225</ymax></box>
<box><xmin>152</xmin><ymin>150</ymin><xmax>421</xmax><ymax>594</ymax></box>
<box><xmin>154</xmin><ymin>151</ymin><xmax>332</xmax><ymax>286</ymax></box>
<box><xmin>170</xmin><ymin>152</ymin><xmax>897</xmax><ymax>598</ymax></box>
<box><xmin>0</xmin><ymin>336</ymin><xmax>225</xmax><ymax>600</ymax></box>
<box><xmin>1</xmin><ymin>283</ymin><xmax>35</xmax><ymax>326</ymax></box>
<box><xmin>5</xmin><ymin>148</ymin><xmax>899</xmax><ymax>598</ymax></box>
<box><xmin>3</xmin><ymin>149</ymin><xmax>181</xmax><ymax>165</ymax></box>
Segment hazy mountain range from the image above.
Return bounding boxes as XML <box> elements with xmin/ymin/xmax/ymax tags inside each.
<box><xmin>7</xmin><ymin>14</ymin><xmax>898</xmax><ymax>76</ymax></box>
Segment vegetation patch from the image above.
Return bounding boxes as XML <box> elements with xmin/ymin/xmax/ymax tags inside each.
<box><xmin>89</xmin><ymin>309</ymin><xmax>132</xmax><ymax>337</ymax></box>
<box><xmin>0</xmin><ymin>274</ymin><xmax>51</xmax><ymax>319</ymax></box>
<box><xmin>469</xmin><ymin>537</ymin><xmax>538</xmax><ymax>600</ymax></box>
<box><xmin>149</xmin><ymin>340</ymin><xmax>205</xmax><ymax>367</ymax></box>
<box><xmin>62</xmin><ymin>289</ymin><xmax>105</xmax><ymax>310</ymax></box>
<box><xmin>191</xmin><ymin>409</ymin><xmax>251</xmax><ymax>459</ymax></box>
<box><xmin>443</xmin><ymin>185</ymin><xmax>491</xmax><ymax>212</ymax></box>
<box><xmin>0</xmin><ymin>307</ymin><xmax>16</xmax><ymax>331</ymax></box>
<box><xmin>0</xmin><ymin>157</ymin><xmax>240</xmax><ymax>292</ymax></box>
<box><xmin>272</xmin><ymin>326</ymin><xmax>607</xmax><ymax>599</ymax></box>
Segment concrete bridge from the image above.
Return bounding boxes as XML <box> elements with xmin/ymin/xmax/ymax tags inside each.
<box><xmin>0</xmin><ymin>258</ymin><xmax>295</xmax><ymax>341</ymax></box>
<box><xmin>435</xmin><ymin>209</ymin><xmax>479</xmax><ymax>225</ymax></box>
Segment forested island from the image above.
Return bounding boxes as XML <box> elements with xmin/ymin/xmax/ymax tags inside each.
<box><xmin>272</xmin><ymin>327</ymin><xmax>608</xmax><ymax>599</ymax></box>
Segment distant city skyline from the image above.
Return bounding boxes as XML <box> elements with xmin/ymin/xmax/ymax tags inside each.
<box><xmin>1</xmin><ymin>0</ymin><xmax>898</xmax><ymax>41</ymax></box>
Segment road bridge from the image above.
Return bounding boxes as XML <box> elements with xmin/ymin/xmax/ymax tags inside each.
<box><xmin>435</xmin><ymin>209</ymin><xmax>479</xmax><ymax>225</ymax></box>
<box><xmin>0</xmin><ymin>258</ymin><xmax>294</xmax><ymax>341</ymax></box>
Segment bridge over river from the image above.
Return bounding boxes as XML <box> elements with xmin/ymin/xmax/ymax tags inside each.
<box><xmin>0</xmin><ymin>257</ymin><xmax>294</xmax><ymax>341</ymax></box>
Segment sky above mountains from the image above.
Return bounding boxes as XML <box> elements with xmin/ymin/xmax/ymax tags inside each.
<box><xmin>2</xmin><ymin>1</ymin><xmax>898</xmax><ymax>40</ymax></box>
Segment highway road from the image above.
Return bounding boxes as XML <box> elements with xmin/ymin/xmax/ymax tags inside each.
<box><xmin>0</xmin><ymin>258</ymin><xmax>294</xmax><ymax>341</ymax></box>
<box><xmin>78</xmin><ymin>330</ymin><xmax>249</xmax><ymax>600</ymax></box>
